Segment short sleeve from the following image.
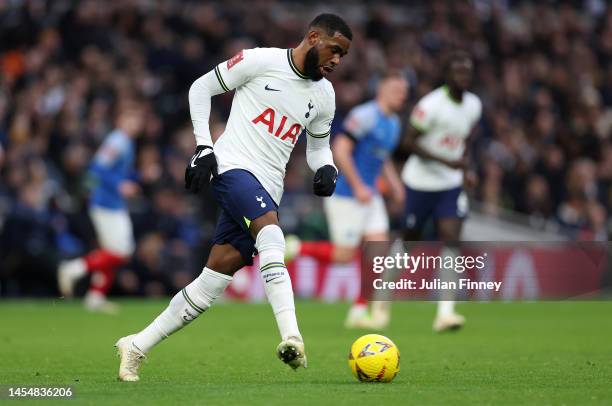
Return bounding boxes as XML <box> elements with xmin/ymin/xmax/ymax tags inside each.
<box><xmin>409</xmin><ymin>95</ymin><xmax>436</xmax><ymax>133</ymax></box>
<box><xmin>213</xmin><ymin>48</ymin><xmax>263</xmax><ymax>92</ymax></box>
<box><xmin>342</xmin><ymin>103</ymin><xmax>377</xmax><ymax>140</ymax></box>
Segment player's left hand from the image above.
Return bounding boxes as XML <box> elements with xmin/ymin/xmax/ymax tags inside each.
<box><xmin>464</xmin><ymin>169</ymin><xmax>478</xmax><ymax>189</ymax></box>
<box><xmin>185</xmin><ymin>145</ymin><xmax>217</xmax><ymax>193</ymax></box>
<box><xmin>389</xmin><ymin>186</ymin><xmax>406</xmax><ymax>215</ymax></box>
<box><xmin>313</xmin><ymin>165</ymin><xmax>337</xmax><ymax>197</ymax></box>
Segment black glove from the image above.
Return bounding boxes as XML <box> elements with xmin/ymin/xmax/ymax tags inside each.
<box><xmin>185</xmin><ymin>145</ymin><xmax>217</xmax><ymax>193</ymax></box>
<box><xmin>313</xmin><ymin>165</ymin><xmax>338</xmax><ymax>197</ymax></box>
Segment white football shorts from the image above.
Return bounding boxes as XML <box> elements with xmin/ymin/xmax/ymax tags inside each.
<box><xmin>89</xmin><ymin>205</ymin><xmax>135</xmax><ymax>257</ymax></box>
<box><xmin>323</xmin><ymin>194</ymin><xmax>389</xmax><ymax>247</ymax></box>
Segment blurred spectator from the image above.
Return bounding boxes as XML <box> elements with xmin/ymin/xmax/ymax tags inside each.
<box><xmin>1</xmin><ymin>0</ymin><xmax>611</xmax><ymax>296</ymax></box>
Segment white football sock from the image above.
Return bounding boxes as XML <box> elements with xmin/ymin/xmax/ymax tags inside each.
<box><xmin>255</xmin><ymin>224</ymin><xmax>301</xmax><ymax>341</ymax></box>
<box><xmin>66</xmin><ymin>258</ymin><xmax>87</xmax><ymax>279</ymax></box>
<box><xmin>437</xmin><ymin>300</ymin><xmax>455</xmax><ymax>317</ymax></box>
<box><xmin>132</xmin><ymin>267</ymin><xmax>232</xmax><ymax>353</ymax></box>
<box><xmin>437</xmin><ymin>245</ymin><xmax>459</xmax><ymax>317</ymax></box>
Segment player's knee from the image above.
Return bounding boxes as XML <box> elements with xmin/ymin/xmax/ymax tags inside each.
<box><xmin>254</xmin><ymin>224</ymin><xmax>285</xmax><ymax>254</ymax></box>
<box><xmin>206</xmin><ymin>254</ymin><xmax>242</xmax><ymax>276</ymax></box>
<box><xmin>250</xmin><ymin>211</ymin><xmax>279</xmax><ymax>239</ymax></box>
<box><xmin>437</xmin><ymin>221</ymin><xmax>462</xmax><ymax>243</ymax></box>
<box><xmin>205</xmin><ymin>243</ymin><xmax>246</xmax><ymax>276</ymax></box>
<box><xmin>403</xmin><ymin>228</ymin><xmax>421</xmax><ymax>241</ymax></box>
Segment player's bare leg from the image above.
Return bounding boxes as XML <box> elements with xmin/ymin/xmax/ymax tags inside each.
<box><xmin>433</xmin><ymin>217</ymin><xmax>465</xmax><ymax>332</ymax></box>
<box><xmin>115</xmin><ymin>244</ymin><xmax>241</xmax><ymax>381</ymax></box>
<box><xmin>331</xmin><ymin>245</ymin><xmax>365</xmax><ymax>327</ymax></box>
<box><xmin>284</xmin><ymin>234</ymin><xmax>372</xmax><ymax>329</ymax></box>
<box><xmin>58</xmin><ymin>249</ymin><xmax>127</xmax><ymax>314</ymax></box>
<box><xmin>402</xmin><ymin>227</ymin><xmax>422</xmax><ymax>242</ymax></box>
<box><xmin>250</xmin><ymin>211</ymin><xmax>306</xmax><ymax>369</ymax></box>
<box><xmin>286</xmin><ymin>234</ymin><xmax>389</xmax><ymax>330</ymax></box>
<box><xmin>360</xmin><ymin>232</ymin><xmax>391</xmax><ymax>330</ymax></box>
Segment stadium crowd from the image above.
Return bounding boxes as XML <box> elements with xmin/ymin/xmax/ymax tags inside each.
<box><xmin>1</xmin><ymin>0</ymin><xmax>611</xmax><ymax>296</ymax></box>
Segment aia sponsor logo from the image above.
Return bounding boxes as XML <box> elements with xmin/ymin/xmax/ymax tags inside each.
<box><xmin>439</xmin><ymin>134</ymin><xmax>463</xmax><ymax>149</ymax></box>
<box><xmin>227</xmin><ymin>50</ymin><xmax>244</xmax><ymax>69</ymax></box>
<box><xmin>412</xmin><ymin>106</ymin><xmax>426</xmax><ymax>121</ymax></box>
<box><xmin>251</xmin><ymin>108</ymin><xmax>302</xmax><ymax>144</ymax></box>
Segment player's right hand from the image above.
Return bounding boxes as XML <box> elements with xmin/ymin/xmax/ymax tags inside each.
<box><xmin>119</xmin><ymin>181</ymin><xmax>140</xmax><ymax>198</ymax></box>
<box><xmin>185</xmin><ymin>145</ymin><xmax>217</xmax><ymax>193</ymax></box>
<box><xmin>445</xmin><ymin>156</ymin><xmax>469</xmax><ymax>170</ymax></box>
<box><xmin>354</xmin><ymin>184</ymin><xmax>373</xmax><ymax>203</ymax></box>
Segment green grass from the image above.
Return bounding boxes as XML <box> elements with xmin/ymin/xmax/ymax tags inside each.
<box><xmin>0</xmin><ymin>300</ymin><xmax>611</xmax><ymax>405</ymax></box>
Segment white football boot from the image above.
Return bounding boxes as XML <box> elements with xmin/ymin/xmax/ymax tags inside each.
<box><xmin>369</xmin><ymin>301</ymin><xmax>391</xmax><ymax>329</ymax></box>
<box><xmin>433</xmin><ymin>313</ymin><xmax>465</xmax><ymax>332</ymax></box>
<box><xmin>276</xmin><ymin>336</ymin><xmax>307</xmax><ymax>369</ymax></box>
<box><xmin>57</xmin><ymin>258</ymin><xmax>86</xmax><ymax>297</ymax></box>
<box><xmin>115</xmin><ymin>334</ymin><xmax>146</xmax><ymax>381</ymax></box>
<box><xmin>344</xmin><ymin>304</ymin><xmax>367</xmax><ymax>328</ymax></box>
<box><xmin>344</xmin><ymin>304</ymin><xmax>385</xmax><ymax>329</ymax></box>
<box><xmin>84</xmin><ymin>291</ymin><xmax>119</xmax><ymax>314</ymax></box>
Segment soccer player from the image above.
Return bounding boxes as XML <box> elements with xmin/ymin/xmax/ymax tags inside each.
<box><xmin>57</xmin><ymin>103</ymin><xmax>144</xmax><ymax>313</ymax></box>
<box><xmin>285</xmin><ymin>72</ymin><xmax>407</xmax><ymax>328</ymax></box>
<box><xmin>401</xmin><ymin>51</ymin><xmax>482</xmax><ymax>332</ymax></box>
<box><xmin>115</xmin><ymin>14</ymin><xmax>352</xmax><ymax>381</ymax></box>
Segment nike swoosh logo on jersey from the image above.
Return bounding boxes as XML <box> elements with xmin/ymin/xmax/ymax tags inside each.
<box><xmin>265</xmin><ymin>84</ymin><xmax>280</xmax><ymax>92</ymax></box>
<box><xmin>264</xmin><ymin>276</ymin><xmax>283</xmax><ymax>283</ymax></box>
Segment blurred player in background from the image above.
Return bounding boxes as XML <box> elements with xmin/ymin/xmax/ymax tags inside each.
<box><xmin>286</xmin><ymin>72</ymin><xmax>407</xmax><ymax>328</ymax></box>
<box><xmin>401</xmin><ymin>50</ymin><xmax>482</xmax><ymax>332</ymax></box>
<box><xmin>57</xmin><ymin>102</ymin><xmax>144</xmax><ymax>313</ymax></box>
<box><xmin>114</xmin><ymin>14</ymin><xmax>352</xmax><ymax>381</ymax></box>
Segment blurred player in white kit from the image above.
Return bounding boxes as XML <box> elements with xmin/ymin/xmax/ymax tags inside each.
<box><xmin>400</xmin><ymin>50</ymin><xmax>482</xmax><ymax>332</ymax></box>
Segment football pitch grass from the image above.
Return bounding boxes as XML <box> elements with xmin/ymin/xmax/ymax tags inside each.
<box><xmin>1</xmin><ymin>300</ymin><xmax>611</xmax><ymax>405</ymax></box>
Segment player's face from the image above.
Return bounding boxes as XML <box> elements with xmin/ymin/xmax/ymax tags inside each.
<box><xmin>449</xmin><ymin>58</ymin><xmax>473</xmax><ymax>91</ymax></box>
<box><xmin>119</xmin><ymin>109</ymin><xmax>145</xmax><ymax>136</ymax></box>
<box><xmin>381</xmin><ymin>77</ymin><xmax>408</xmax><ymax>112</ymax></box>
<box><xmin>305</xmin><ymin>30</ymin><xmax>351</xmax><ymax>81</ymax></box>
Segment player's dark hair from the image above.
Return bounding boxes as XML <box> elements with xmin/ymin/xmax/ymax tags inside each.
<box><xmin>309</xmin><ymin>14</ymin><xmax>352</xmax><ymax>40</ymax></box>
<box><xmin>443</xmin><ymin>50</ymin><xmax>472</xmax><ymax>74</ymax></box>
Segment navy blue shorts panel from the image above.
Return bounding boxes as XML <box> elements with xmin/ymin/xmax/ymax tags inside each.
<box><xmin>211</xmin><ymin>169</ymin><xmax>277</xmax><ymax>265</ymax></box>
<box><xmin>403</xmin><ymin>186</ymin><xmax>467</xmax><ymax>230</ymax></box>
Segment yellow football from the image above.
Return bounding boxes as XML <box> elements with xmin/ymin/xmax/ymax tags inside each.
<box><xmin>348</xmin><ymin>334</ymin><xmax>400</xmax><ymax>383</ymax></box>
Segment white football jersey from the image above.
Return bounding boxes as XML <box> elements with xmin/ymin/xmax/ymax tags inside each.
<box><xmin>401</xmin><ymin>86</ymin><xmax>482</xmax><ymax>191</ymax></box>
<box><xmin>206</xmin><ymin>47</ymin><xmax>335</xmax><ymax>204</ymax></box>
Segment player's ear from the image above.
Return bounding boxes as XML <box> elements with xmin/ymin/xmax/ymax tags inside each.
<box><xmin>306</xmin><ymin>29</ymin><xmax>320</xmax><ymax>46</ymax></box>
